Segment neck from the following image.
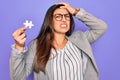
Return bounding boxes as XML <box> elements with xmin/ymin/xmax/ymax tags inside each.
<box><xmin>53</xmin><ymin>33</ymin><xmax>66</xmax><ymax>44</ymax></box>
<box><xmin>52</xmin><ymin>33</ymin><xmax>67</xmax><ymax>49</ymax></box>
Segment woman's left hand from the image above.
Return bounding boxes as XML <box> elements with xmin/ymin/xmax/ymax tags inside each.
<box><xmin>56</xmin><ymin>2</ymin><xmax>79</xmax><ymax>15</ymax></box>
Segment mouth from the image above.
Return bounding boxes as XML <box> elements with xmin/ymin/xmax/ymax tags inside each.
<box><xmin>60</xmin><ymin>24</ymin><xmax>67</xmax><ymax>28</ymax></box>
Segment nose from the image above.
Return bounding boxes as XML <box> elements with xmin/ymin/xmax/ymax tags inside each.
<box><xmin>62</xmin><ymin>15</ymin><xmax>66</xmax><ymax>21</ymax></box>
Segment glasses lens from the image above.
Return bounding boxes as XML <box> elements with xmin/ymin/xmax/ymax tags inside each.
<box><xmin>55</xmin><ymin>14</ymin><xmax>62</xmax><ymax>21</ymax></box>
<box><xmin>64</xmin><ymin>14</ymin><xmax>70</xmax><ymax>20</ymax></box>
<box><xmin>54</xmin><ymin>14</ymin><xmax>70</xmax><ymax>21</ymax></box>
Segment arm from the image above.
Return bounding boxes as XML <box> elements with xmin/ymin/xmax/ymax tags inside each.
<box><xmin>10</xmin><ymin>40</ymin><xmax>36</xmax><ymax>80</ymax></box>
<box><xmin>10</xmin><ymin>26</ymin><xmax>36</xmax><ymax>80</ymax></box>
<box><xmin>56</xmin><ymin>2</ymin><xmax>107</xmax><ymax>43</ymax></box>
<box><xmin>75</xmin><ymin>8</ymin><xmax>108</xmax><ymax>43</ymax></box>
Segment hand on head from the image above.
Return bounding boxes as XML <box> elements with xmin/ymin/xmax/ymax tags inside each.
<box><xmin>56</xmin><ymin>2</ymin><xmax>80</xmax><ymax>15</ymax></box>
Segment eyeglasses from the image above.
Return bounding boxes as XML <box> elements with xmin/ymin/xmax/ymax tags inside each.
<box><xmin>53</xmin><ymin>14</ymin><xmax>70</xmax><ymax>21</ymax></box>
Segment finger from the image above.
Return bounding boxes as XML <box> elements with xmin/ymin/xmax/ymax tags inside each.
<box><xmin>15</xmin><ymin>37</ymin><xmax>26</xmax><ymax>47</ymax></box>
<box><xmin>56</xmin><ymin>2</ymin><xmax>73</xmax><ymax>12</ymax></box>
<box><xmin>15</xmin><ymin>34</ymin><xmax>27</xmax><ymax>45</ymax></box>
<box><xmin>19</xmin><ymin>33</ymin><xmax>27</xmax><ymax>40</ymax></box>
<box><xmin>16</xmin><ymin>26</ymin><xmax>27</xmax><ymax>35</ymax></box>
<box><xmin>12</xmin><ymin>26</ymin><xmax>27</xmax><ymax>37</ymax></box>
<box><xmin>19</xmin><ymin>37</ymin><xmax>27</xmax><ymax>44</ymax></box>
<box><xmin>76</xmin><ymin>8</ymin><xmax>80</xmax><ymax>11</ymax></box>
<box><xmin>20</xmin><ymin>26</ymin><xmax>27</xmax><ymax>32</ymax></box>
<box><xmin>21</xmin><ymin>37</ymin><xmax>27</xmax><ymax>42</ymax></box>
<box><xmin>13</xmin><ymin>32</ymin><xmax>26</xmax><ymax>42</ymax></box>
<box><xmin>60</xmin><ymin>6</ymin><xmax>66</xmax><ymax>9</ymax></box>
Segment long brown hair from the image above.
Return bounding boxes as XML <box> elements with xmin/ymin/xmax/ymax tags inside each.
<box><xmin>34</xmin><ymin>4</ymin><xmax>75</xmax><ymax>73</ymax></box>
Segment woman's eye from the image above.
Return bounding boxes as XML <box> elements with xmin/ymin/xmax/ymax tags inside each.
<box><xmin>65</xmin><ymin>15</ymin><xmax>70</xmax><ymax>17</ymax></box>
<box><xmin>55</xmin><ymin>15</ymin><xmax>61</xmax><ymax>18</ymax></box>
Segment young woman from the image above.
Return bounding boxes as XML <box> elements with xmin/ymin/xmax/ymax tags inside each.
<box><xmin>10</xmin><ymin>2</ymin><xmax>107</xmax><ymax>80</ymax></box>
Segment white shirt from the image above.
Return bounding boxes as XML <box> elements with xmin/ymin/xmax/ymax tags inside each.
<box><xmin>50</xmin><ymin>40</ymin><xmax>88</xmax><ymax>80</ymax></box>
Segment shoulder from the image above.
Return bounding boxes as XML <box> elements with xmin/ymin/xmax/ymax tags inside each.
<box><xmin>28</xmin><ymin>39</ymin><xmax>37</xmax><ymax>50</ymax></box>
<box><xmin>67</xmin><ymin>31</ymin><xmax>90</xmax><ymax>49</ymax></box>
<box><xmin>68</xmin><ymin>31</ymin><xmax>85</xmax><ymax>41</ymax></box>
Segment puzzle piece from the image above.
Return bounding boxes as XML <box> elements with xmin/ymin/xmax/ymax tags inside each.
<box><xmin>23</xmin><ymin>20</ymin><xmax>34</xmax><ymax>29</ymax></box>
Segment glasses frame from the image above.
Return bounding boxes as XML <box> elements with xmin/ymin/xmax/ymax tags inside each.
<box><xmin>53</xmin><ymin>13</ymin><xmax>70</xmax><ymax>21</ymax></box>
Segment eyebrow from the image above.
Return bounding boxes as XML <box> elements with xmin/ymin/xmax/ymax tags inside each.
<box><xmin>53</xmin><ymin>13</ymin><xmax>69</xmax><ymax>15</ymax></box>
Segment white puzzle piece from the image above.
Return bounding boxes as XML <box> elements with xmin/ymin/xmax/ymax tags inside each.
<box><xmin>23</xmin><ymin>20</ymin><xmax>34</xmax><ymax>29</ymax></box>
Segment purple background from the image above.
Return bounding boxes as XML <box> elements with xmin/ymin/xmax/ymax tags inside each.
<box><xmin>0</xmin><ymin>0</ymin><xmax>120</xmax><ymax>80</ymax></box>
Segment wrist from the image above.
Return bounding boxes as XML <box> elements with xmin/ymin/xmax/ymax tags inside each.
<box><xmin>15</xmin><ymin>44</ymin><xmax>25</xmax><ymax>51</ymax></box>
<box><xmin>73</xmin><ymin>8</ymin><xmax>80</xmax><ymax>16</ymax></box>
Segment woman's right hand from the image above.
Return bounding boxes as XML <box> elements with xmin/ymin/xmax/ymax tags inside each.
<box><xmin>12</xmin><ymin>26</ymin><xmax>27</xmax><ymax>51</ymax></box>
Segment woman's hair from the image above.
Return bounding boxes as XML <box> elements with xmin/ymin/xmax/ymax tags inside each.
<box><xmin>34</xmin><ymin>4</ymin><xmax>75</xmax><ymax>73</ymax></box>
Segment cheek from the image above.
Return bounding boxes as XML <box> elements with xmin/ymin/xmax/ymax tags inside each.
<box><xmin>67</xmin><ymin>21</ymin><xmax>70</xmax><ymax>28</ymax></box>
<box><xmin>52</xmin><ymin>20</ymin><xmax>59</xmax><ymax>30</ymax></box>
<box><xmin>52</xmin><ymin>19</ymin><xmax>56</xmax><ymax>25</ymax></box>
<box><xmin>52</xmin><ymin>21</ymin><xmax>59</xmax><ymax>28</ymax></box>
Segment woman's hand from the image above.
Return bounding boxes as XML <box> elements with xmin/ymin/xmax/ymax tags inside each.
<box><xmin>12</xmin><ymin>26</ymin><xmax>27</xmax><ymax>51</ymax></box>
<box><xmin>56</xmin><ymin>2</ymin><xmax>79</xmax><ymax>15</ymax></box>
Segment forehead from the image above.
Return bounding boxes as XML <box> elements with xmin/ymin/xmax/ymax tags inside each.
<box><xmin>53</xmin><ymin>8</ymin><xmax>69</xmax><ymax>14</ymax></box>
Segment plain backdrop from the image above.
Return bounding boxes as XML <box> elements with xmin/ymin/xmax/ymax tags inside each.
<box><xmin>0</xmin><ymin>0</ymin><xmax>120</xmax><ymax>80</ymax></box>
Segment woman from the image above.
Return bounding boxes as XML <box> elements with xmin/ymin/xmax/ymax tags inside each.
<box><xmin>10</xmin><ymin>2</ymin><xmax>107</xmax><ymax>80</ymax></box>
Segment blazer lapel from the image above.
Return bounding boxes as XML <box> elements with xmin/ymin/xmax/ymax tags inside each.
<box><xmin>68</xmin><ymin>31</ymin><xmax>98</xmax><ymax>72</ymax></box>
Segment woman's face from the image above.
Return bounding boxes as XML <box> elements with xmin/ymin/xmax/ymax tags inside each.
<box><xmin>52</xmin><ymin>8</ymin><xmax>70</xmax><ymax>35</ymax></box>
